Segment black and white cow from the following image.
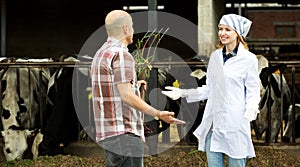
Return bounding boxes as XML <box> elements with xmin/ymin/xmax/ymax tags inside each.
<box><xmin>32</xmin><ymin>55</ymin><xmax>93</xmax><ymax>159</ymax></box>
<box><xmin>164</xmin><ymin>67</ymin><xmax>206</xmax><ymax>144</ymax></box>
<box><xmin>146</xmin><ymin>56</ymin><xmax>208</xmax><ymax>144</ymax></box>
<box><xmin>283</xmin><ymin>104</ymin><xmax>300</xmax><ymax>141</ymax></box>
<box><xmin>0</xmin><ymin>55</ymin><xmax>92</xmax><ymax>160</ymax></box>
<box><xmin>254</xmin><ymin>55</ymin><xmax>291</xmax><ymax>143</ymax></box>
<box><xmin>0</xmin><ymin>58</ymin><xmax>51</xmax><ymax>160</ymax></box>
<box><xmin>141</xmin><ymin>57</ymin><xmax>207</xmax><ymax>155</ymax></box>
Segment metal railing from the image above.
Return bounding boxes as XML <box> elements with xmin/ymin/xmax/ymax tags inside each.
<box><xmin>0</xmin><ymin>61</ymin><xmax>92</xmax><ymax>141</ymax></box>
<box><xmin>0</xmin><ymin>60</ymin><xmax>298</xmax><ymax>145</ymax></box>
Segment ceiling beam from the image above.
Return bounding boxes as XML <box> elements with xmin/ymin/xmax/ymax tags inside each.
<box><xmin>225</xmin><ymin>0</ymin><xmax>299</xmax><ymax>4</ymax></box>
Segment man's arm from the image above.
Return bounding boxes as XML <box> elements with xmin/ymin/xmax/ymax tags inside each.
<box><xmin>117</xmin><ymin>82</ymin><xmax>185</xmax><ymax>124</ymax></box>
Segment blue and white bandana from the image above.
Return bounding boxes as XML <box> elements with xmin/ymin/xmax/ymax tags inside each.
<box><xmin>218</xmin><ymin>14</ymin><xmax>252</xmax><ymax>37</ymax></box>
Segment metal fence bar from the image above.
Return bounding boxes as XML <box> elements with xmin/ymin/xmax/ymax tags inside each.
<box><xmin>266</xmin><ymin>64</ymin><xmax>272</xmax><ymax>144</ymax></box>
<box><xmin>39</xmin><ymin>69</ymin><xmax>44</xmax><ymax>129</ymax></box>
<box><xmin>86</xmin><ymin>66</ymin><xmax>93</xmax><ymax>141</ymax></box>
<box><xmin>291</xmin><ymin>67</ymin><xmax>296</xmax><ymax>143</ymax></box>
<box><xmin>27</xmin><ymin>67</ymin><xmax>32</xmax><ymax>128</ymax></box>
<box><xmin>280</xmin><ymin>68</ymin><xmax>284</xmax><ymax>141</ymax></box>
<box><xmin>0</xmin><ymin>70</ymin><xmax>2</xmax><ymax>131</ymax></box>
<box><xmin>0</xmin><ymin>60</ymin><xmax>300</xmax><ymax>68</ymax></box>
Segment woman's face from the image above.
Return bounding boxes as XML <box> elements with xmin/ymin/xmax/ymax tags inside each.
<box><xmin>218</xmin><ymin>24</ymin><xmax>238</xmax><ymax>46</ymax></box>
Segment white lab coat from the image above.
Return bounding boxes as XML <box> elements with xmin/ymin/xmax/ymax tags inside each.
<box><xmin>187</xmin><ymin>43</ymin><xmax>260</xmax><ymax>159</ymax></box>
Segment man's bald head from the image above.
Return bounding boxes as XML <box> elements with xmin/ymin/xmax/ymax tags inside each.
<box><xmin>105</xmin><ymin>10</ymin><xmax>132</xmax><ymax>37</ymax></box>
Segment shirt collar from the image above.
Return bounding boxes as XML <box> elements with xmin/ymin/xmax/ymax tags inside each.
<box><xmin>222</xmin><ymin>46</ymin><xmax>238</xmax><ymax>57</ymax></box>
<box><xmin>107</xmin><ymin>37</ymin><xmax>128</xmax><ymax>52</ymax></box>
<box><xmin>222</xmin><ymin>45</ymin><xmax>238</xmax><ymax>63</ymax></box>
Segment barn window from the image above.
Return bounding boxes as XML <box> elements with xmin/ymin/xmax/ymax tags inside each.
<box><xmin>275</xmin><ymin>25</ymin><xmax>295</xmax><ymax>38</ymax></box>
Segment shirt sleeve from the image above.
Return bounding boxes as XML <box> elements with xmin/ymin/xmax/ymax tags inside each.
<box><xmin>245</xmin><ymin>55</ymin><xmax>261</xmax><ymax>111</ymax></box>
<box><xmin>112</xmin><ymin>51</ymin><xmax>135</xmax><ymax>84</ymax></box>
<box><xmin>186</xmin><ymin>77</ymin><xmax>210</xmax><ymax>103</ymax></box>
<box><xmin>185</xmin><ymin>51</ymin><xmax>216</xmax><ymax>103</ymax></box>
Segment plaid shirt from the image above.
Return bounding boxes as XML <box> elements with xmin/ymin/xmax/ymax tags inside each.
<box><xmin>91</xmin><ymin>37</ymin><xmax>144</xmax><ymax>142</ymax></box>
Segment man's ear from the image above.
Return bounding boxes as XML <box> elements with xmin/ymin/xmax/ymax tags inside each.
<box><xmin>122</xmin><ymin>24</ymin><xmax>129</xmax><ymax>34</ymax></box>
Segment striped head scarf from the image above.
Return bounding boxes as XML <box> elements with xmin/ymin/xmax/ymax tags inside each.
<box><xmin>218</xmin><ymin>14</ymin><xmax>252</xmax><ymax>38</ymax></box>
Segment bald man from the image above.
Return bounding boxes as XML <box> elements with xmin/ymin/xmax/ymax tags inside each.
<box><xmin>91</xmin><ymin>10</ymin><xmax>185</xmax><ymax>167</ymax></box>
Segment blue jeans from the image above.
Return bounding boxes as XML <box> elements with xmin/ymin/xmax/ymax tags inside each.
<box><xmin>205</xmin><ymin>131</ymin><xmax>246</xmax><ymax>167</ymax></box>
<box><xmin>100</xmin><ymin>133</ymin><xmax>144</xmax><ymax>167</ymax></box>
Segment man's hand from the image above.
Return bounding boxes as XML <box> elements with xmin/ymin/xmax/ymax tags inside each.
<box><xmin>158</xmin><ymin>111</ymin><xmax>186</xmax><ymax>124</ymax></box>
<box><xmin>137</xmin><ymin>80</ymin><xmax>147</xmax><ymax>91</ymax></box>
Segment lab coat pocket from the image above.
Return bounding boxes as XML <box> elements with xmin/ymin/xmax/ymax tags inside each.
<box><xmin>222</xmin><ymin>105</ymin><xmax>244</xmax><ymax>132</ymax></box>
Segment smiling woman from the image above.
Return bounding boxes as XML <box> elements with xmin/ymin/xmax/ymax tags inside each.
<box><xmin>162</xmin><ymin>13</ymin><xmax>260</xmax><ymax>167</ymax></box>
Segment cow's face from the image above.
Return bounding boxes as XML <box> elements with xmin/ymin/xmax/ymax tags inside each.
<box><xmin>0</xmin><ymin>68</ymin><xmax>44</xmax><ymax>161</ymax></box>
<box><xmin>1</xmin><ymin>69</ymin><xmax>26</xmax><ymax>130</ymax></box>
<box><xmin>1</xmin><ymin>68</ymin><xmax>39</xmax><ymax>130</ymax></box>
<box><xmin>257</xmin><ymin>54</ymin><xmax>269</xmax><ymax>98</ymax></box>
<box><xmin>1</xmin><ymin>128</ymin><xmax>32</xmax><ymax>161</ymax></box>
<box><xmin>259</xmin><ymin>67</ymin><xmax>269</xmax><ymax>89</ymax></box>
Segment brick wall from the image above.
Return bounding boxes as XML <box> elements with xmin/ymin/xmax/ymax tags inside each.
<box><xmin>247</xmin><ymin>10</ymin><xmax>300</xmax><ymax>39</ymax></box>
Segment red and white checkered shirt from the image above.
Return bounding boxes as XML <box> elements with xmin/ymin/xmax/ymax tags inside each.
<box><xmin>91</xmin><ymin>37</ymin><xmax>144</xmax><ymax>142</ymax></box>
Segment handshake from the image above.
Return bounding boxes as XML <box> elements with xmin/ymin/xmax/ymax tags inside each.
<box><xmin>161</xmin><ymin>86</ymin><xmax>190</xmax><ymax>100</ymax></box>
<box><xmin>162</xmin><ymin>86</ymin><xmax>259</xmax><ymax>122</ymax></box>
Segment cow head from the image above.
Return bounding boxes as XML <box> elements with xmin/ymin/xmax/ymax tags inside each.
<box><xmin>1</xmin><ymin>126</ymin><xmax>32</xmax><ymax>161</ymax></box>
<box><xmin>1</xmin><ymin>68</ymin><xmax>42</xmax><ymax>129</ymax></box>
<box><xmin>257</xmin><ymin>54</ymin><xmax>269</xmax><ymax>97</ymax></box>
<box><xmin>0</xmin><ymin>68</ymin><xmax>38</xmax><ymax>161</ymax></box>
<box><xmin>0</xmin><ymin>64</ymin><xmax>50</xmax><ymax>161</ymax></box>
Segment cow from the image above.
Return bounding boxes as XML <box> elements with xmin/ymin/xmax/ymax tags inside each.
<box><xmin>254</xmin><ymin>55</ymin><xmax>291</xmax><ymax>143</ymax></box>
<box><xmin>0</xmin><ymin>58</ymin><xmax>51</xmax><ymax>160</ymax></box>
<box><xmin>283</xmin><ymin>104</ymin><xmax>300</xmax><ymax>142</ymax></box>
<box><xmin>163</xmin><ymin>67</ymin><xmax>206</xmax><ymax>144</ymax></box>
<box><xmin>141</xmin><ymin>59</ymin><xmax>207</xmax><ymax>155</ymax></box>
<box><xmin>32</xmin><ymin>54</ymin><xmax>93</xmax><ymax>159</ymax></box>
<box><xmin>146</xmin><ymin>56</ymin><xmax>208</xmax><ymax>146</ymax></box>
<box><xmin>0</xmin><ymin>55</ymin><xmax>93</xmax><ymax>160</ymax></box>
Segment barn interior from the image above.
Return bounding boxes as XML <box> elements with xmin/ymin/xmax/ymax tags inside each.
<box><xmin>1</xmin><ymin>0</ymin><xmax>299</xmax><ymax>89</ymax></box>
<box><xmin>0</xmin><ymin>0</ymin><xmax>299</xmax><ymax>161</ymax></box>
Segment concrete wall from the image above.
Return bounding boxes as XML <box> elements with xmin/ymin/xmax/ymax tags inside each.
<box><xmin>198</xmin><ymin>0</ymin><xmax>225</xmax><ymax>56</ymax></box>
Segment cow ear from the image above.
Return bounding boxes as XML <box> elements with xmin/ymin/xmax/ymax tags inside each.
<box><xmin>25</xmin><ymin>130</ymin><xmax>32</xmax><ymax>137</ymax></box>
<box><xmin>1</xmin><ymin>131</ymin><xmax>5</xmax><ymax>137</ymax></box>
